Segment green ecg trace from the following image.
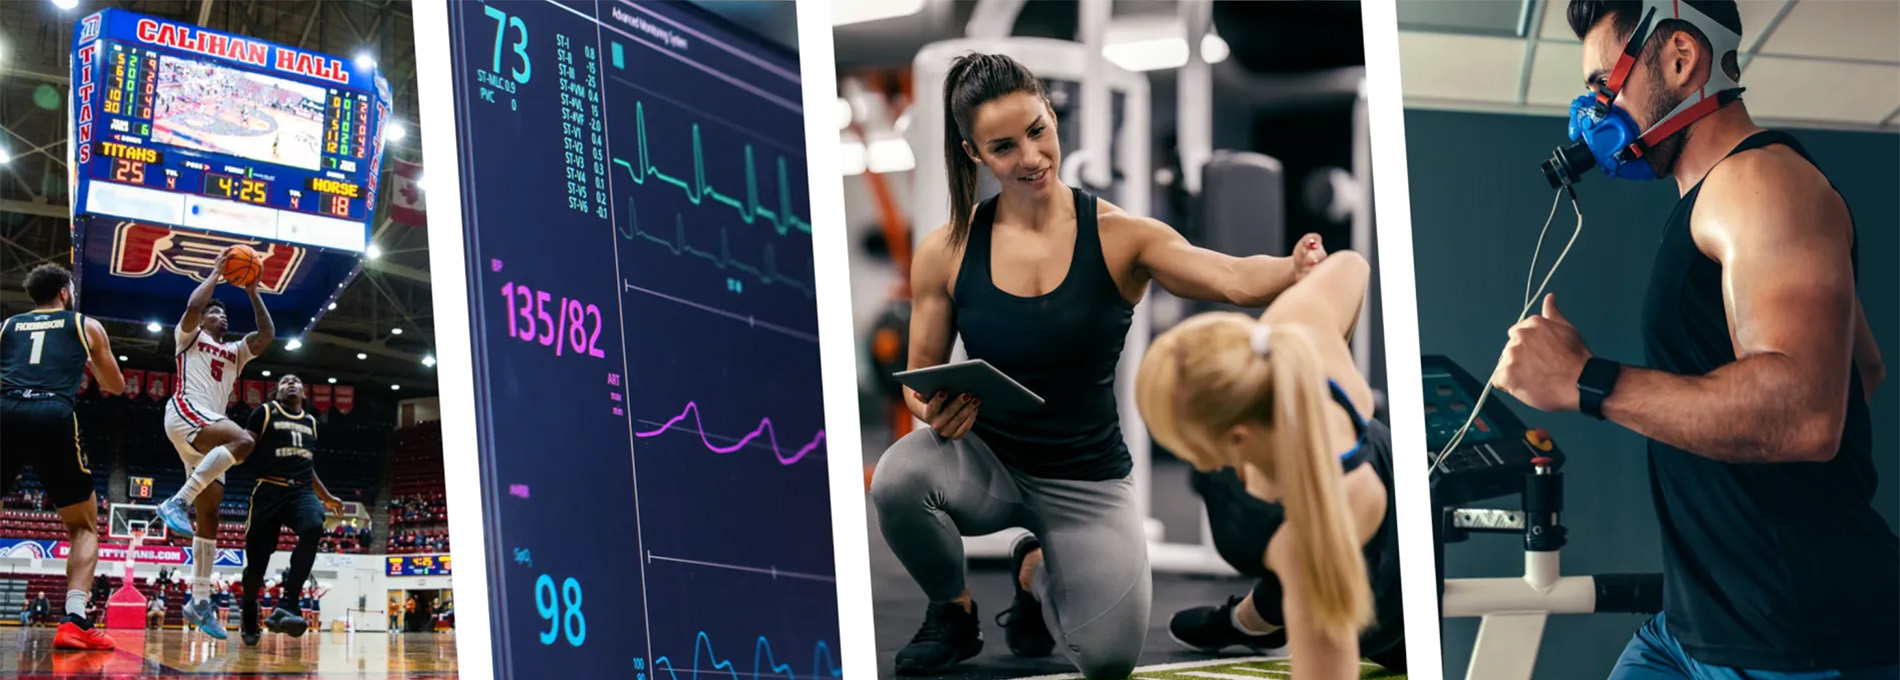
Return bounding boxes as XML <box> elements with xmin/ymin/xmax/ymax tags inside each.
<box><xmin>619</xmin><ymin>210</ymin><xmax>814</xmax><ymax>298</ymax></box>
<box><xmin>613</xmin><ymin>100</ymin><xmax>812</xmax><ymax>236</ymax></box>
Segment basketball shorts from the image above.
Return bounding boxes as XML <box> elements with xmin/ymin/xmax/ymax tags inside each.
<box><xmin>0</xmin><ymin>394</ymin><xmax>95</xmax><ymax>508</ymax></box>
<box><xmin>163</xmin><ymin>399</ymin><xmax>229</xmax><ymax>485</ymax></box>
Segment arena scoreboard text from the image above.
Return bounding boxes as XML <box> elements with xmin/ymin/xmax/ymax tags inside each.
<box><xmin>69</xmin><ymin>9</ymin><xmax>391</xmax><ymax>336</ymax></box>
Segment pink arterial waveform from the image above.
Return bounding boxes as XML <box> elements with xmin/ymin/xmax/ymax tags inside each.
<box><xmin>635</xmin><ymin>401</ymin><xmax>825</xmax><ymax>465</ymax></box>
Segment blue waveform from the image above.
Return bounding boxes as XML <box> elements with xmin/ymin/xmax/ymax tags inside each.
<box><xmin>651</xmin><ymin>631</ymin><xmax>840</xmax><ymax>680</ymax></box>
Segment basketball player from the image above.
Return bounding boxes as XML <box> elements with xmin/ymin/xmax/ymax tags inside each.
<box><xmin>236</xmin><ymin>374</ymin><xmax>342</xmax><ymax>646</ymax></box>
<box><xmin>154</xmin><ymin>249</ymin><xmax>274</xmax><ymax>640</ymax></box>
<box><xmin>1</xmin><ymin>264</ymin><xmax>126</xmax><ymax>650</ymax></box>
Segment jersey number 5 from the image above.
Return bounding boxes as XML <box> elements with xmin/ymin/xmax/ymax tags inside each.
<box><xmin>209</xmin><ymin>360</ymin><xmax>225</xmax><ymax>382</ymax></box>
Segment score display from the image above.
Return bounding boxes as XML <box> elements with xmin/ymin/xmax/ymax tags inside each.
<box><xmin>442</xmin><ymin>2</ymin><xmax>839</xmax><ymax>678</ymax></box>
<box><xmin>387</xmin><ymin>554</ymin><xmax>453</xmax><ymax>577</ymax></box>
<box><xmin>70</xmin><ymin>9</ymin><xmax>389</xmax><ymax>253</ymax></box>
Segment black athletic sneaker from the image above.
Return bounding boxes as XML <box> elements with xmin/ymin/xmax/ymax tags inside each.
<box><xmin>1169</xmin><ymin>596</ymin><xmax>1286</xmax><ymax>653</ymax></box>
<box><xmin>893</xmin><ymin>601</ymin><xmax>983</xmax><ymax>675</ymax></box>
<box><xmin>995</xmin><ymin>534</ymin><xmax>1054</xmax><ymax>657</ymax></box>
<box><xmin>241</xmin><ymin>601</ymin><xmax>262</xmax><ymax>646</ymax></box>
<box><xmin>264</xmin><ymin>607</ymin><xmax>309</xmax><ymax>638</ymax></box>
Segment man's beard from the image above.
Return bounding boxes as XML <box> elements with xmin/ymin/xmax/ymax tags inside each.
<box><xmin>1637</xmin><ymin>61</ymin><xmax>1691</xmax><ymax>177</ymax></box>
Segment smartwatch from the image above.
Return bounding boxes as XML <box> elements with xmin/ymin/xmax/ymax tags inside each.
<box><xmin>1577</xmin><ymin>357</ymin><xmax>1621</xmax><ymax>420</ymax></box>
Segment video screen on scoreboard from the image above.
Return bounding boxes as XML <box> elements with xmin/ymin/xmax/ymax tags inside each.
<box><xmin>152</xmin><ymin>54</ymin><xmax>328</xmax><ymax>171</ymax></box>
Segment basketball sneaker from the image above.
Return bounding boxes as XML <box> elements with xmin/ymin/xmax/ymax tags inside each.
<box><xmin>241</xmin><ymin>600</ymin><xmax>261</xmax><ymax>646</ymax></box>
<box><xmin>265</xmin><ymin>607</ymin><xmax>309</xmax><ymax>637</ymax></box>
<box><xmin>181</xmin><ymin>597</ymin><xmax>229</xmax><ymax>640</ymax></box>
<box><xmin>155</xmin><ymin>497</ymin><xmax>196</xmax><ymax>539</ymax></box>
<box><xmin>994</xmin><ymin>533</ymin><xmax>1054</xmax><ymax>657</ymax></box>
<box><xmin>53</xmin><ymin>615</ymin><xmax>116</xmax><ymax>651</ymax></box>
<box><xmin>1168</xmin><ymin>596</ymin><xmax>1286</xmax><ymax>653</ymax></box>
<box><xmin>893</xmin><ymin>601</ymin><xmax>983</xmax><ymax>676</ymax></box>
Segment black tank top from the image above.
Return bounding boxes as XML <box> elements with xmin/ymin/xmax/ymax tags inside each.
<box><xmin>954</xmin><ymin>188</ymin><xmax>1134</xmax><ymax>481</ymax></box>
<box><xmin>1</xmin><ymin>309</ymin><xmax>91</xmax><ymax>404</ymax></box>
<box><xmin>248</xmin><ymin>402</ymin><xmax>320</xmax><ymax>484</ymax></box>
<box><xmin>1640</xmin><ymin>130</ymin><xmax>1897</xmax><ymax>670</ymax></box>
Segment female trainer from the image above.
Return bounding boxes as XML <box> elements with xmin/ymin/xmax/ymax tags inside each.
<box><xmin>867</xmin><ymin>52</ymin><xmax>1327</xmax><ymax>678</ymax></box>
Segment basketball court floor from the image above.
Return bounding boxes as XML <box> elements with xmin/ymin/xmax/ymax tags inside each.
<box><xmin>0</xmin><ymin>629</ymin><xmax>457</xmax><ymax>679</ymax></box>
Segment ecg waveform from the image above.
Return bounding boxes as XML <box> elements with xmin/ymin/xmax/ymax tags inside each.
<box><xmin>650</xmin><ymin>632</ymin><xmax>840</xmax><ymax>680</ymax></box>
<box><xmin>619</xmin><ymin>210</ymin><xmax>813</xmax><ymax>297</ymax></box>
<box><xmin>635</xmin><ymin>401</ymin><xmax>826</xmax><ymax>465</ymax></box>
<box><xmin>616</xmin><ymin>100</ymin><xmax>810</xmax><ymax>235</ymax></box>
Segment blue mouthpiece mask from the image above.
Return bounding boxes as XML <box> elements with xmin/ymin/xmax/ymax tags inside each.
<box><xmin>1540</xmin><ymin>0</ymin><xmax>1745</xmax><ymax>188</ymax></box>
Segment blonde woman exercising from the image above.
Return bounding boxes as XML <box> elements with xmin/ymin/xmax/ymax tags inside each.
<box><xmin>1136</xmin><ymin>249</ymin><xmax>1404</xmax><ymax>679</ymax></box>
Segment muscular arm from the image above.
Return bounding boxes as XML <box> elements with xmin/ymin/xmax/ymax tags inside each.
<box><xmin>1601</xmin><ymin>153</ymin><xmax>1857</xmax><ymax>463</ymax></box>
<box><xmin>242</xmin><ymin>287</ymin><xmax>274</xmax><ymax>356</ymax></box>
<box><xmin>902</xmin><ymin>226</ymin><xmax>959</xmax><ymax>422</ymax></box>
<box><xmin>1259</xmin><ymin>250</ymin><xmax>1371</xmax><ymax>342</ymax></box>
<box><xmin>1132</xmin><ymin>216</ymin><xmax>1303</xmax><ymax>308</ymax></box>
<box><xmin>83</xmin><ymin>318</ymin><xmax>126</xmax><ymax>395</ymax></box>
<box><xmin>177</xmin><ymin>268</ymin><xmax>222</xmax><ymax>339</ymax></box>
<box><xmin>1853</xmin><ymin>299</ymin><xmax>1883</xmax><ymax>401</ymax></box>
<box><xmin>311</xmin><ymin>474</ymin><xmax>341</xmax><ymax>509</ymax></box>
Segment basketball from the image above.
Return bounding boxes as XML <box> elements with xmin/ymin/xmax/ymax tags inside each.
<box><xmin>222</xmin><ymin>244</ymin><xmax>262</xmax><ymax>287</ymax></box>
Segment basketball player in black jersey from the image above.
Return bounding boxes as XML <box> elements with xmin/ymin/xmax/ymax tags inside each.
<box><xmin>1493</xmin><ymin>1</ymin><xmax>1895</xmax><ymax>677</ymax></box>
<box><xmin>0</xmin><ymin>265</ymin><xmax>127</xmax><ymax>650</ymax></box>
<box><xmin>235</xmin><ymin>373</ymin><xmax>342</xmax><ymax>646</ymax></box>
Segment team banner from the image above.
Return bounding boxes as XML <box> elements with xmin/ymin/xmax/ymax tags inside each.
<box><xmin>244</xmin><ymin>380</ymin><xmax>266</xmax><ymax>406</ymax></box>
<box><xmin>390</xmin><ymin>159</ymin><xmax>427</xmax><ymax>227</ymax></box>
<box><xmin>334</xmin><ymin>385</ymin><xmax>354</xmax><ymax>414</ymax></box>
<box><xmin>0</xmin><ymin>538</ymin><xmax>244</xmax><ymax>567</ymax></box>
<box><xmin>123</xmin><ymin>369</ymin><xmax>144</xmax><ymax>398</ymax></box>
<box><xmin>311</xmin><ymin>384</ymin><xmax>332</xmax><ymax>413</ymax></box>
<box><xmin>146</xmin><ymin>371</ymin><xmax>171</xmax><ymax>401</ymax></box>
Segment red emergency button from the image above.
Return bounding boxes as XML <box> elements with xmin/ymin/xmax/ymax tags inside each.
<box><xmin>1526</xmin><ymin>429</ymin><xmax>1553</xmax><ymax>452</ymax></box>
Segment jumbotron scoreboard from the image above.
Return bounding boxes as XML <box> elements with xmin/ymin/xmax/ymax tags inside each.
<box><xmin>69</xmin><ymin>9</ymin><xmax>391</xmax><ymax>336</ymax></box>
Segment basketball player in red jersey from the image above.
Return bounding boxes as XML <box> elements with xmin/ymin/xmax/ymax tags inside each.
<box><xmin>154</xmin><ymin>249</ymin><xmax>274</xmax><ymax>640</ymax></box>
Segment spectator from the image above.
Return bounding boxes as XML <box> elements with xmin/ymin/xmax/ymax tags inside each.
<box><xmin>26</xmin><ymin>591</ymin><xmax>50</xmax><ymax>627</ymax></box>
<box><xmin>148</xmin><ymin>591</ymin><xmax>167</xmax><ymax>629</ymax></box>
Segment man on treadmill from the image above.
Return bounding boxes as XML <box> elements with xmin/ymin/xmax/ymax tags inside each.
<box><xmin>236</xmin><ymin>373</ymin><xmax>343</xmax><ymax>646</ymax></box>
<box><xmin>1493</xmin><ymin>1</ymin><xmax>1896</xmax><ymax>677</ymax></box>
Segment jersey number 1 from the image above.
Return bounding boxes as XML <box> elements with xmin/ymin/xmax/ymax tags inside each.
<box><xmin>27</xmin><ymin>331</ymin><xmax>45</xmax><ymax>364</ymax></box>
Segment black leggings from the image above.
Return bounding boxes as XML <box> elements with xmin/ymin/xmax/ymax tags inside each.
<box><xmin>242</xmin><ymin>483</ymin><xmax>324</xmax><ymax>616</ymax></box>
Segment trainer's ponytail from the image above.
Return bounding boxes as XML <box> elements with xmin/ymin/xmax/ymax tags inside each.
<box><xmin>1263</xmin><ymin>327</ymin><xmax>1373</xmax><ymax>643</ymax></box>
<box><xmin>941</xmin><ymin>53</ymin><xmax>1047</xmax><ymax>250</ymax></box>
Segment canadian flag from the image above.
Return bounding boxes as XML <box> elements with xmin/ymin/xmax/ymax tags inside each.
<box><xmin>389</xmin><ymin>158</ymin><xmax>427</xmax><ymax>227</ymax></box>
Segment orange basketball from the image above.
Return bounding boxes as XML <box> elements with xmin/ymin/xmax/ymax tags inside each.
<box><xmin>222</xmin><ymin>245</ymin><xmax>262</xmax><ymax>287</ymax></box>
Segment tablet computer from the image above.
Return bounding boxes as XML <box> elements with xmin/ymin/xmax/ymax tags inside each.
<box><xmin>893</xmin><ymin>360</ymin><xmax>1045</xmax><ymax>414</ymax></box>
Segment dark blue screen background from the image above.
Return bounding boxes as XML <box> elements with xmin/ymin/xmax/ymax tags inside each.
<box><xmin>447</xmin><ymin>1</ymin><xmax>837</xmax><ymax>678</ymax></box>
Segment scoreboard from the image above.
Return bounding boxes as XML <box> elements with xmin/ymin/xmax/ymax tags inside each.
<box><xmin>68</xmin><ymin>9</ymin><xmax>391</xmax><ymax>336</ymax></box>
<box><xmin>387</xmin><ymin>554</ymin><xmax>453</xmax><ymax>577</ymax></box>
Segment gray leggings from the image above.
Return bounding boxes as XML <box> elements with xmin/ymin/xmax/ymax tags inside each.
<box><xmin>869</xmin><ymin>429</ymin><xmax>1152</xmax><ymax>679</ymax></box>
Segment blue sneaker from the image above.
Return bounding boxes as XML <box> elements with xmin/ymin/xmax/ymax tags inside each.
<box><xmin>181</xmin><ymin>597</ymin><xmax>228</xmax><ymax>640</ymax></box>
<box><xmin>155</xmin><ymin>498</ymin><xmax>196</xmax><ymax>539</ymax></box>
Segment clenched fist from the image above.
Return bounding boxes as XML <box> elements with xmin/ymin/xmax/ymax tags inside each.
<box><xmin>1493</xmin><ymin>294</ymin><xmax>1593</xmax><ymax>412</ymax></box>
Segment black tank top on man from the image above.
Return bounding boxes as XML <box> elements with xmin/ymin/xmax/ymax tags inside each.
<box><xmin>954</xmin><ymin>187</ymin><xmax>1134</xmax><ymax>481</ymax></box>
<box><xmin>1</xmin><ymin>310</ymin><xmax>90</xmax><ymax>404</ymax></box>
<box><xmin>1640</xmin><ymin>130</ymin><xmax>1898</xmax><ymax>671</ymax></box>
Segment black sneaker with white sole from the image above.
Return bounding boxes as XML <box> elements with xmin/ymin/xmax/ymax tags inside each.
<box><xmin>893</xmin><ymin>601</ymin><xmax>983</xmax><ymax>675</ymax></box>
<box><xmin>1169</xmin><ymin>596</ymin><xmax>1286</xmax><ymax>653</ymax></box>
<box><xmin>995</xmin><ymin>534</ymin><xmax>1054</xmax><ymax>658</ymax></box>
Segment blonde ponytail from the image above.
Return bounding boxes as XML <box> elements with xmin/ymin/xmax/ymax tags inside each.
<box><xmin>1134</xmin><ymin>315</ymin><xmax>1376</xmax><ymax>642</ymax></box>
<box><xmin>1263</xmin><ymin>326</ymin><xmax>1374</xmax><ymax>642</ymax></box>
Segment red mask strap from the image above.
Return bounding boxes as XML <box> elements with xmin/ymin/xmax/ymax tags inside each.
<box><xmin>1596</xmin><ymin>9</ymin><xmax>1657</xmax><ymax>109</ymax></box>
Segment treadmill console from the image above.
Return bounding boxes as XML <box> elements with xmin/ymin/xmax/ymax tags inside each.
<box><xmin>1423</xmin><ymin>354</ymin><xmax>1566</xmax><ymax>506</ymax></box>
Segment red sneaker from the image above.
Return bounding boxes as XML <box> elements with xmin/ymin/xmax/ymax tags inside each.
<box><xmin>54</xmin><ymin>621</ymin><xmax>117</xmax><ymax>651</ymax></box>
